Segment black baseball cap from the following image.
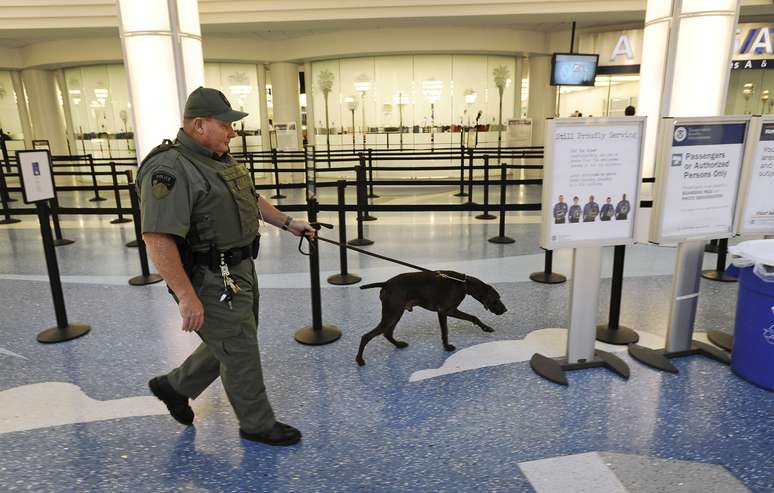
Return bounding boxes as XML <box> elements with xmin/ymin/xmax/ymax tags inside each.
<box><xmin>183</xmin><ymin>86</ymin><xmax>248</xmax><ymax>122</ymax></box>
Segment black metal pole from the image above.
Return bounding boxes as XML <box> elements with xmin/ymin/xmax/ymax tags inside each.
<box><xmin>454</xmin><ymin>140</ymin><xmax>468</xmax><ymax>197</ymax></box>
<box><xmin>248</xmin><ymin>152</ymin><xmax>256</xmax><ymax>187</ymax></box>
<box><xmin>467</xmin><ymin>148</ymin><xmax>474</xmax><ymax>203</ymax></box>
<box><xmin>35</xmin><ymin>200</ymin><xmax>90</xmax><ymax>343</ymax></box>
<box><xmin>328</xmin><ymin>180</ymin><xmax>361</xmax><ymax>285</ymax></box>
<box><xmin>271</xmin><ymin>148</ymin><xmax>285</xmax><ymax>199</ymax></box>
<box><xmin>596</xmin><ymin>245</ymin><xmax>639</xmax><ymax>345</ymax></box>
<box><xmin>110</xmin><ymin>162</ymin><xmax>132</xmax><ymax>224</ymax></box>
<box><xmin>348</xmin><ymin>161</ymin><xmax>373</xmax><ymax>246</ymax></box>
<box><xmin>529</xmin><ymin>249</ymin><xmax>567</xmax><ymax>284</ymax></box>
<box><xmin>49</xmin><ymin>196</ymin><xmax>74</xmax><ymax>246</ymax></box>
<box><xmin>702</xmin><ymin>237</ymin><xmax>737</xmax><ymax>282</ymax></box>
<box><xmin>362</xmin><ymin>151</ymin><xmax>376</xmax><ymax>221</ymax></box>
<box><xmin>367</xmin><ymin>148</ymin><xmax>379</xmax><ymax>198</ymax></box>
<box><xmin>88</xmin><ymin>154</ymin><xmax>106</xmax><ymax>202</ymax></box>
<box><xmin>294</xmin><ymin>196</ymin><xmax>341</xmax><ymax>345</ymax></box>
<box><xmin>0</xmin><ymin>156</ymin><xmax>20</xmax><ymax>224</ymax></box>
<box><xmin>489</xmin><ymin>162</ymin><xmax>514</xmax><ymax>244</ymax></box>
<box><xmin>128</xmin><ymin>184</ymin><xmax>162</xmax><ymax>286</ymax></box>
<box><xmin>0</xmin><ymin>130</ymin><xmax>11</xmax><ymax>173</ymax></box>
<box><xmin>124</xmin><ymin>170</ymin><xmax>139</xmax><ymax>247</ymax></box>
<box><xmin>0</xmin><ymin>135</ymin><xmax>16</xmax><ymax>203</ymax></box>
<box><xmin>475</xmin><ymin>155</ymin><xmax>496</xmax><ymax>220</ymax></box>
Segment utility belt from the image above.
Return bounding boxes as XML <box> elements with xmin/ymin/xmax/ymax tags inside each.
<box><xmin>192</xmin><ymin>235</ymin><xmax>260</xmax><ymax>272</ymax></box>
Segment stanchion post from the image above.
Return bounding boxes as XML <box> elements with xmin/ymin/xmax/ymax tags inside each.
<box><xmin>49</xmin><ymin>194</ymin><xmax>74</xmax><ymax>246</ymax></box>
<box><xmin>124</xmin><ymin>170</ymin><xmax>139</xmax><ymax>247</ymax></box>
<box><xmin>328</xmin><ymin>180</ymin><xmax>361</xmax><ymax>285</ymax></box>
<box><xmin>35</xmin><ymin>200</ymin><xmax>90</xmax><ymax>343</ymax></box>
<box><xmin>348</xmin><ymin>160</ymin><xmax>374</xmax><ymax>246</ymax></box>
<box><xmin>467</xmin><ymin>148</ymin><xmax>474</xmax><ymax>203</ymax></box>
<box><xmin>270</xmin><ymin>148</ymin><xmax>286</xmax><ymax>199</ymax></box>
<box><xmin>109</xmin><ymin>162</ymin><xmax>132</xmax><ymax>224</ymax></box>
<box><xmin>248</xmin><ymin>152</ymin><xmax>256</xmax><ymax>186</ymax></box>
<box><xmin>489</xmin><ymin>162</ymin><xmax>514</xmax><ymax>244</ymax></box>
<box><xmin>595</xmin><ymin>245</ymin><xmax>639</xmax><ymax>345</ymax></box>
<box><xmin>295</xmin><ymin>196</ymin><xmax>342</xmax><ymax>345</ymax></box>
<box><xmin>454</xmin><ymin>141</ymin><xmax>468</xmax><ymax>197</ymax></box>
<box><xmin>127</xmin><ymin>184</ymin><xmax>162</xmax><ymax>286</ymax></box>
<box><xmin>367</xmin><ymin>148</ymin><xmax>379</xmax><ymax>198</ymax></box>
<box><xmin>1</xmin><ymin>129</ymin><xmax>12</xmax><ymax>173</ymax></box>
<box><xmin>475</xmin><ymin>155</ymin><xmax>496</xmax><ymax>220</ymax></box>
<box><xmin>361</xmin><ymin>151</ymin><xmax>377</xmax><ymax>222</ymax></box>
<box><xmin>87</xmin><ymin>154</ymin><xmax>106</xmax><ymax>202</ymax></box>
<box><xmin>701</xmin><ymin>237</ymin><xmax>737</xmax><ymax>282</ymax></box>
<box><xmin>529</xmin><ymin>249</ymin><xmax>567</xmax><ymax>284</ymax></box>
<box><xmin>0</xmin><ymin>155</ymin><xmax>20</xmax><ymax>224</ymax></box>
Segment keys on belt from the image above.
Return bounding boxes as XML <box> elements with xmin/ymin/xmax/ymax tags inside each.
<box><xmin>218</xmin><ymin>253</ymin><xmax>241</xmax><ymax>310</ymax></box>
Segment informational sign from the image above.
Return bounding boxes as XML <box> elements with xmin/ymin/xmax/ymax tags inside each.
<box><xmin>16</xmin><ymin>150</ymin><xmax>55</xmax><ymax>204</ymax></box>
<box><xmin>650</xmin><ymin>117</ymin><xmax>749</xmax><ymax>243</ymax></box>
<box><xmin>540</xmin><ymin>117</ymin><xmax>646</xmax><ymax>249</ymax></box>
<box><xmin>507</xmin><ymin>119</ymin><xmax>532</xmax><ymax>147</ymax></box>
<box><xmin>274</xmin><ymin>122</ymin><xmax>299</xmax><ymax>151</ymax></box>
<box><xmin>736</xmin><ymin>117</ymin><xmax>774</xmax><ymax>235</ymax></box>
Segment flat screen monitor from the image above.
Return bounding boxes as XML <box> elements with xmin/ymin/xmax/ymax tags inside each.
<box><xmin>551</xmin><ymin>53</ymin><xmax>599</xmax><ymax>86</ymax></box>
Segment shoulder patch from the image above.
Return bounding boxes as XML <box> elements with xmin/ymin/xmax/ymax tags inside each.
<box><xmin>151</xmin><ymin>171</ymin><xmax>176</xmax><ymax>199</ymax></box>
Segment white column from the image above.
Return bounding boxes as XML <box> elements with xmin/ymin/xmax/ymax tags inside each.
<box><xmin>512</xmin><ymin>57</ymin><xmax>523</xmax><ymax>118</ymax></box>
<box><xmin>268</xmin><ymin>62</ymin><xmax>302</xmax><ymax>149</ymax></box>
<box><xmin>117</xmin><ymin>0</ymin><xmax>204</xmax><ymax>162</ymax></box>
<box><xmin>256</xmin><ymin>64</ymin><xmax>271</xmax><ymax>150</ymax></box>
<box><xmin>526</xmin><ymin>55</ymin><xmax>556</xmax><ymax>147</ymax></box>
<box><xmin>54</xmin><ymin>69</ymin><xmax>77</xmax><ymax>155</ymax></box>
<box><xmin>304</xmin><ymin>61</ymin><xmax>316</xmax><ymax>148</ymax></box>
<box><xmin>10</xmin><ymin>71</ymin><xmax>33</xmax><ymax>149</ymax></box>
<box><xmin>20</xmin><ymin>69</ymin><xmax>68</xmax><ymax>154</ymax></box>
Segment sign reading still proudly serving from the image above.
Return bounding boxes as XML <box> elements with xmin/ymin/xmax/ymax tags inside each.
<box><xmin>650</xmin><ymin>117</ymin><xmax>750</xmax><ymax>243</ymax></box>
<box><xmin>540</xmin><ymin>117</ymin><xmax>646</xmax><ymax>249</ymax></box>
<box><xmin>736</xmin><ymin>117</ymin><xmax>774</xmax><ymax>235</ymax></box>
<box><xmin>16</xmin><ymin>149</ymin><xmax>55</xmax><ymax>204</ymax></box>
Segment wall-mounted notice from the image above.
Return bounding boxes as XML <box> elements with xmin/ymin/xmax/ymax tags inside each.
<box><xmin>736</xmin><ymin>117</ymin><xmax>774</xmax><ymax>235</ymax></box>
<box><xmin>651</xmin><ymin>117</ymin><xmax>749</xmax><ymax>243</ymax></box>
<box><xmin>274</xmin><ymin>122</ymin><xmax>299</xmax><ymax>151</ymax></box>
<box><xmin>16</xmin><ymin>150</ymin><xmax>55</xmax><ymax>204</ymax></box>
<box><xmin>540</xmin><ymin>117</ymin><xmax>645</xmax><ymax>249</ymax></box>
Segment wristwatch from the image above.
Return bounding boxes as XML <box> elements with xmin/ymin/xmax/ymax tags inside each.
<box><xmin>282</xmin><ymin>216</ymin><xmax>293</xmax><ymax>230</ymax></box>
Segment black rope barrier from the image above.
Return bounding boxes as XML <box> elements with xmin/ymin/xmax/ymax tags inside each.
<box><xmin>87</xmin><ymin>154</ymin><xmax>107</xmax><ymax>202</ymax></box>
<box><xmin>109</xmin><ymin>162</ymin><xmax>132</xmax><ymax>224</ymax></box>
<box><xmin>327</xmin><ymin>180</ymin><xmax>361</xmax><ymax>286</ymax></box>
<box><xmin>489</xmin><ymin>162</ymin><xmax>515</xmax><ymax>244</ymax></box>
<box><xmin>348</xmin><ymin>161</ymin><xmax>373</xmax><ymax>247</ymax></box>
<box><xmin>127</xmin><ymin>184</ymin><xmax>162</xmax><ymax>286</ymax></box>
<box><xmin>475</xmin><ymin>155</ymin><xmax>496</xmax><ymax>221</ymax></box>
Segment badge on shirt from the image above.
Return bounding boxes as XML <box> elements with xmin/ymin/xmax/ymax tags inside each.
<box><xmin>151</xmin><ymin>171</ymin><xmax>176</xmax><ymax>199</ymax></box>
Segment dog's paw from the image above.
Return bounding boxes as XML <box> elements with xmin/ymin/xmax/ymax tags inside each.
<box><xmin>394</xmin><ymin>341</ymin><xmax>409</xmax><ymax>349</ymax></box>
<box><xmin>356</xmin><ymin>357</ymin><xmax>365</xmax><ymax>366</ymax></box>
<box><xmin>481</xmin><ymin>326</ymin><xmax>495</xmax><ymax>333</ymax></box>
<box><xmin>444</xmin><ymin>344</ymin><xmax>456</xmax><ymax>352</ymax></box>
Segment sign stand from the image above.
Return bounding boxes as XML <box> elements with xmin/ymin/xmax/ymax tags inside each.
<box><xmin>16</xmin><ymin>150</ymin><xmax>90</xmax><ymax>343</ymax></box>
<box><xmin>628</xmin><ymin>117</ymin><xmax>748</xmax><ymax>371</ymax></box>
<box><xmin>530</xmin><ymin>116</ymin><xmax>645</xmax><ymax>385</ymax></box>
<box><xmin>595</xmin><ymin>245</ymin><xmax>640</xmax><ymax>345</ymax></box>
<box><xmin>530</xmin><ymin>246</ymin><xmax>629</xmax><ymax>385</ymax></box>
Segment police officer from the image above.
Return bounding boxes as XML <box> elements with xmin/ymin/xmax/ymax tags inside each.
<box><xmin>139</xmin><ymin>87</ymin><xmax>315</xmax><ymax>446</ymax></box>
<box><xmin>582</xmin><ymin>194</ymin><xmax>599</xmax><ymax>222</ymax></box>
<box><xmin>600</xmin><ymin>196</ymin><xmax>614</xmax><ymax>221</ymax></box>
<box><xmin>553</xmin><ymin>195</ymin><xmax>568</xmax><ymax>224</ymax></box>
<box><xmin>568</xmin><ymin>196</ymin><xmax>581</xmax><ymax>223</ymax></box>
<box><xmin>615</xmin><ymin>193</ymin><xmax>631</xmax><ymax>220</ymax></box>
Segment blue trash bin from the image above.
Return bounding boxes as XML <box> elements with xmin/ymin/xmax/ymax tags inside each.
<box><xmin>730</xmin><ymin>264</ymin><xmax>774</xmax><ymax>391</ymax></box>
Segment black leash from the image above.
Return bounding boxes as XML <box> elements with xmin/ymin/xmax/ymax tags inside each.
<box><xmin>299</xmin><ymin>222</ymin><xmax>466</xmax><ymax>283</ymax></box>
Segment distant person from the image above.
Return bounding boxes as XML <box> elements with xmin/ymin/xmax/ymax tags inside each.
<box><xmin>615</xmin><ymin>193</ymin><xmax>631</xmax><ymax>220</ymax></box>
<box><xmin>600</xmin><ymin>197</ymin><xmax>615</xmax><ymax>221</ymax></box>
<box><xmin>624</xmin><ymin>105</ymin><xmax>636</xmax><ymax>116</ymax></box>
<box><xmin>582</xmin><ymin>195</ymin><xmax>599</xmax><ymax>222</ymax></box>
<box><xmin>553</xmin><ymin>195</ymin><xmax>568</xmax><ymax>224</ymax></box>
<box><xmin>570</xmin><ymin>110</ymin><xmax>580</xmax><ymax>117</ymax></box>
<box><xmin>568</xmin><ymin>196</ymin><xmax>581</xmax><ymax>223</ymax></box>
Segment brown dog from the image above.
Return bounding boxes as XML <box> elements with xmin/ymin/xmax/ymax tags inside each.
<box><xmin>356</xmin><ymin>271</ymin><xmax>507</xmax><ymax>366</ymax></box>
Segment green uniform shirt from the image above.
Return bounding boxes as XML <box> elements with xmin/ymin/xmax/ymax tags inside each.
<box><xmin>137</xmin><ymin>129</ymin><xmax>260</xmax><ymax>252</ymax></box>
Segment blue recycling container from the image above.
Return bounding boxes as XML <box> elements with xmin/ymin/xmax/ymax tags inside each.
<box><xmin>729</xmin><ymin>265</ymin><xmax>774</xmax><ymax>391</ymax></box>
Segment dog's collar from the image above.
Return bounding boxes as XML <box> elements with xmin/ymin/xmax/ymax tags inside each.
<box><xmin>436</xmin><ymin>271</ymin><xmax>467</xmax><ymax>284</ymax></box>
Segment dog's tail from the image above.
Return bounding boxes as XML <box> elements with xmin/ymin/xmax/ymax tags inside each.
<box><xmin>359</xmin><ymin>282</ymin><xmax>386</xmax><ymax>290</ymax></box>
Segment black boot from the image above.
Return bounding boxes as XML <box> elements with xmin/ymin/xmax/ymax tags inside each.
<box><xmin>148</xmin><ymin>376</ymin><xmax>194</xmax><ymax>426</ymax></box>
<box><xmin>240</xmin><ymin>422</ymin><xmax>301</xmax><ymax>446</ymax></box>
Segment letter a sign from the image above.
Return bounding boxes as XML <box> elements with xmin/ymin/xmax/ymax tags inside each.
<box><xmin>610</xmin><ymin>35</ymin><xmax>634</xmax><ymax>61</ymax></box>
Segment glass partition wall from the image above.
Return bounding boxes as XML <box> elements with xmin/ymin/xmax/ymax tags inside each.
<box><xmin>311</xmin><ymin>55</ymin><xmax>519</xmax><ymax>150</ymax></box>
<box><xmin>557</xmin><ymin>73</ymin><xmax>640</xmax><ymax>118</ymax></box>
<box><xmin>726</xmin><ymin>68</ymin><xmax>774</xmax><ymax>115</ymax></box>
<box><xmin>64</xmin><ymin>63</ymin><xmax>265</xmax><ymax>159</ymax></box>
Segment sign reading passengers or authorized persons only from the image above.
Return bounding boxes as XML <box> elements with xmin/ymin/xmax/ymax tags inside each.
<box><xmin>736</xmin><ymin>117</ymin><xmax>774</xmax><ymax>235</ymax></box>
<box><xmin>651</xmin><ymin>117</ymin><xmax>750</xmax><ymax>243</ymax></box>
<box><xmin>540</xmin><ymin>117</ymin><xmax>646</xmax><ymax>249</ymax></box>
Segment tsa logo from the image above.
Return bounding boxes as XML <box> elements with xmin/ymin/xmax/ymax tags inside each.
<box><xmin>764</xmin><ymin>325</ymin><xmax>774</xmax><ymax>345</ymax></box>
<box><xmin>674</xmin><ymin>127</ymin><xmax>688</xmax><ymax>142</ymax></box>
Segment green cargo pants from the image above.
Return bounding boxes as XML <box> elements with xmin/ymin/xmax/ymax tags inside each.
<box><xmin>166</xmin><ymin>258</ymin><xmax>276</xmax><ymax>434</ymax></box>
